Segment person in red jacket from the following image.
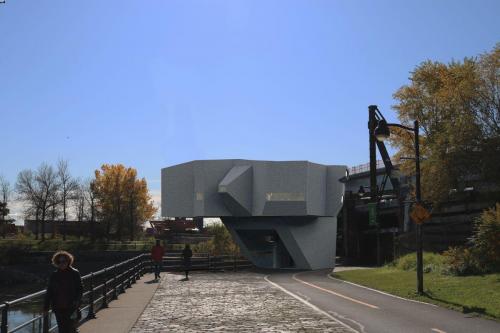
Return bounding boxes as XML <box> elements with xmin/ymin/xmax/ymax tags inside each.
<box><xmin>151</xmin><ymin>239</ymin><xmax>165</xmax><ymax>280</ymax></box>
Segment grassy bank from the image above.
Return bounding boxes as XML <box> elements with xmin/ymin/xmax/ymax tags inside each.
<box><xmin>333</xmin><ymin>266</ymin><xmax>500</xmax><ymax>320</ymax></box>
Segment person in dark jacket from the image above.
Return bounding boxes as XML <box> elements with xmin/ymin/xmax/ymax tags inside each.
<box><xmin>182</xmin><ymin>244</ymin><xmax>193</xmax><ymax>280</ymax></box>
<box><xmin>43</xmin><ymin>251</ymin><xmax>83</xmax><ymax>333</ymax></box>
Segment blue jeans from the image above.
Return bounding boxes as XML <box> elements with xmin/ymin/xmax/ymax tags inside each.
<box><xmin>153</xmin><ymin>261</ymin><xmax>162</xmax><ymax>278</ymax></box>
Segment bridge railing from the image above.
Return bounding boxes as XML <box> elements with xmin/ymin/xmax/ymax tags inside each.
<box><xmin>1</xmin><ymin>252</ymin><xmax>253</xmax><ymax>333</ymax></box>
<box><xmin>0</xmin><ymin>253</ymin><xmax>149</xmax><ymax>333</ymax></box>
<box><xmin>160</xmin><ymin>253</ymin><xmax>253</xmax><ymax>272</ymax></box>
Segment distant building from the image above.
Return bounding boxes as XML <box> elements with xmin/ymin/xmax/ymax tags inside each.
<box><xmin>24</xmin><ymin>220</ymin><xmax>106</xmax><ymax>237</ymax></box>
<box><xmin>149</xmin><ymin>218</ymin><xmax>211</xmax><ymax>244</ymax></box>
<box><xmin>340</xmin><ymin>160</ymin><xmax>498</xmax><ymax>264</ymax></box>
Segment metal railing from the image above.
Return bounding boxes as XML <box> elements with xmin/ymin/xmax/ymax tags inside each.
<box><xmin>160</xmin><ymin>253</ymin><xmax>253</xmax><ymax>272</ymax></box>
<box><xmin>1</xmin><ymin>253</ymin><xmax>253</xmax><ymax>333</ymax></box>
<box><xmin>1</xmin><ymin>253</ymin><xmax>149</xmax><ymax>333</ymax></box>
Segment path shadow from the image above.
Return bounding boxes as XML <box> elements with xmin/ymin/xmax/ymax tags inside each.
<box><xmin>423</xmin><ymin>292</ymin><xmax>488</xmax><ymax>317</ymax></box>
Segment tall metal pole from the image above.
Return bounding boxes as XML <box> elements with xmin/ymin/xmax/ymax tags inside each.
<box><xmin>368</xmin><ymin>105</ymin><xmax>381</xmax><ymax>266</ymax></box>
<box><xmin>414</xmin><ymin>120</ymin><xmax>423</xmax><ymax>294</ymax></box>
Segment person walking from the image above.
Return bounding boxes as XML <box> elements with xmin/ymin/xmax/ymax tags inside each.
<box><xmin>182</xmin><ymin>244</ymin><xmax>193</xmax><ymax>280</ymax></box>
<box><xmin>43</xmin><ymin>251</ymin><xmax>83</xmax><ymax>333</ymax></box>
<box><xmin>151</xmin><ymin>239</ymin><xmax>165</xmax><ymax>280</ymax></box>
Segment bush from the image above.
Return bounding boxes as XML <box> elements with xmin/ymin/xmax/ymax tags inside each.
<box><xmin>442</xmin><ymin>246</ymin><xmax>481</xmax><ymax>275</ymax></box>
<box><xmin>392</xmin><ymin>252</ymin><xmax>445</xmax><ymax>273</ymax></box>
<box><xmin>186</xmin><ymin>223</ymin><xmax>239</xmax><ymax>255</ymax></box>
<box><xmin>442</xmin><ymin>203</ymin><xmax>500</xmax><ymax>275</ymax></box>
<box><xmin>469</xmin><ymin>203</ymin><xmax>500</xmax><ymax>272</ymax></box>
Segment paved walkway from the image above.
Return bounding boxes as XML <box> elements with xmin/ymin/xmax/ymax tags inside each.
<box><xmin>79</xmin><ymin>273</ymin><xmax>160</xmax><ymax>333</ymax></box>
<box><xmin>130</xmin><ymin>271</ymin><xmax>352</xmax><ymax>332</ymax></box>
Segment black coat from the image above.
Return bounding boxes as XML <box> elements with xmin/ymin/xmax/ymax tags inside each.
<box><xmin>182</xmin><ymin>248</ymin><xmax>193</xmax><ymax>266</ymax></box>
<box><xmin>44</xmin><ymin>267</ymin><xmax>83</xmax><ymax>311</ymax></box>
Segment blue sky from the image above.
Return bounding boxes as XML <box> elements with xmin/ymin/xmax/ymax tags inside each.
<box><xmin>1</xmin><ymin>0</ymin><xmax>499</xmax><ymax>213</ymax></box>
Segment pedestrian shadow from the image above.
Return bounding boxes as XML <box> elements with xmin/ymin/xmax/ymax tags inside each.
<box><xmin>179</xmin><ymin>277</ymin><xmax>189</xmax><ymax>282</ymax></box>
<box><xmin>145</xmin><ymin>279</ymin><xmax>159</xmax><ymax>284</ymax></box>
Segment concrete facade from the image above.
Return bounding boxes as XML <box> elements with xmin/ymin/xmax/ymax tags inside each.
<box><xmin>162</xmin><ymin>160</ymin><xmax>346</xmax><ymax>270</ymax></box>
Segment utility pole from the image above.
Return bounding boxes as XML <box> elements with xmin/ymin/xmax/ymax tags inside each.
<box><xmin>414</xmin><ymin>120</ymin><xmax>423</xmax><ymax>295</ymax></box>
<box><xmin>368</xmin><ymin>105</ymin><xmax>381</xmax><ymax>266</ymax></box>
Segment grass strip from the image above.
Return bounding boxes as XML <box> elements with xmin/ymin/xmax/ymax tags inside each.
<box><xmin>332</xmin><ymin>268</ymin><xmax>500</xmax><ymax>320</ymax></box>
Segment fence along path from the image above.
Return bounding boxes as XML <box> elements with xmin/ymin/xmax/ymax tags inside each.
<box><xmin>0</xmin><ymin>253</ymin><xmax>252</xmax><ymax>333</ymax></box>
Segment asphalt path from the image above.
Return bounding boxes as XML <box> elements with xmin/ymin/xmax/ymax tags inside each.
<box><xmin>266</xmin><ymin>269</ymin><xmax>500</xmax><ymax>333</ymax></box>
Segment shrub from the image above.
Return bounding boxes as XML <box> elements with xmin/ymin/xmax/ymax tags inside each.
<box><xmin>392</xmin><ymin>252</ymin><xmax>445</xmax><ymax>273</ymax></box>
<box><xmin>442</xmin><ymin>246</ymin><xmax>481</xmax><ymax>275</ymax></box>
<box><xmin>469</xmin><ymin>203</ymin><xmax>500</xmax><ymax>272</ymax></box>
<box><xmin>193</xmin><ymin>240</ymin><xmax>215</xmax><ymax>254</ymax></box>
<box><xmin>204</xmin><ymin>223</ymin><xmax>239</xmax><ymax>255</ymax></box>
<box><xmin>442</xmin><ymin>203</ymin><xmax>500</xmax><ymax>275</ymax></box>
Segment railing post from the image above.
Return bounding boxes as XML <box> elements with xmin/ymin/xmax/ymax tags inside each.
<box><xmin>113</xmin><ymin>264</ymin><xmax>118</xmax><ymax>300</ymax></box>
<box><xmin>126</xmin><ymin>261</ymin><xmax>132</xmax><ymax>289</ymax></box>
<box><xmin>102</xmin><ymin>268</ymin><xmax>108</xmax><ymax>308</ymax></box>
<box><xmin>135</xmin><ymin>259</ymin><xmax>141</xmax><ymax>281</ymax></box>
<box><xmin>42</xmin><ymin>310</ymin><xmax>49</xmax><ymax>333</ymax></box>
<box><xmin>207</xmin><ymin>254</ymin><xmax>211</xmax><ymax>271</ymax></box>
<box><xmin>1</xmin><ymin>302</ymin><xmax>9</xmax><ymax>333</ymax></box>
<box><xmin>87</xmin><ymin>273</ymin><xmax>96</xmax><ymax>319</ymax></box>
<box><xmin>119</xmin><ymin>264</ymin><xmax>126</xmax><ymax>294</ymax></box>
<box><xmin>131</xmin><ymin>264</ymin><xmax>137</xmax><ymax>285</ymax></box>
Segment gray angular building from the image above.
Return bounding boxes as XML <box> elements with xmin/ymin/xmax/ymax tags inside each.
<box><xmin>162</xmin><ymin>160</ymin><xmax>346</xmax><ymax>270</ymax></box>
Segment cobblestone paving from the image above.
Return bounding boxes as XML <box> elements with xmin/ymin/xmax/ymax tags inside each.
<box><xmin>130</xmin><ymin>271</ymin><xmax>352</xmax><ymax>332</ymax></box>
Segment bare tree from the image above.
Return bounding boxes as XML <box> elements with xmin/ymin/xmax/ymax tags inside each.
<box><xmin>0</xmin><ymin>175</ymin><xmax>12</xmax><ymax>238</ymax></box>
<box><xmin>16</xmin><ymin>164</ymin><xmax>60</xmax><ymax>241</ymax></box>
<box><xmin>74</xmin><ymin>181</ymin><xmax>86</xmax><ymax>221</ymax></box>
<box><xmin>83</xmin><ymin>178</ymin><xmax>98</xmax><ymax>242</ymax></box>
<box><xmin>0</xmin><ymin>175</ymin><xmax>11</xmax><ymax>204</ymax></box>
<box><xmin>57</xmin><ymin>160</ymin><xmax>79</xmax><ymax>240</ymax></box>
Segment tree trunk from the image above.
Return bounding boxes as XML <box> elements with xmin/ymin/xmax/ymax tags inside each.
<box><xmin>51</xmin><ymin>206</ymin><xmax>56</xmax><ymax>239</ymax></box>
<box><xmin>62</xmin><ymin>199</ymin><xmax>67</xmax><ymax>241</ymax></box>
<box><xmin>34</xmin><ymin>209</ymin><xmax>40</xmax><ymax>240</ymax></box>
<box><xmin>129</xmin><ymin>201</ymin><xmax>134</xmax><ymax>241</ymax></box>
<box><xmin>106</xmin><ymin>219</ymin><xmax>111</xmax><ymax>241</ymax></box>
<box><xmin>90</xmin><ymin>204</ymin><xmax>95</xmax><ymax>243</ymax></box>
<box><xmin>41</xmin><ymin>209</ymin><xmax>46</xmax><ymax>242</ymax></box>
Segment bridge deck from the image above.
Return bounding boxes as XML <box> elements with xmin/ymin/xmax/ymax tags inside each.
<box><xmin>79</xmin><ymin>273</ymin><xmax>159</xmax><ymax>333</ymax></box>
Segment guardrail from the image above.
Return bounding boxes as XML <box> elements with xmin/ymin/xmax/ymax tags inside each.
<box><xmin>161</xmin><ymin>253</ymin><xmax>253</xmax><ymax>272</ymax></box>
<box><xmin>1</xmin><ymin>253</ymin><xmax>253</xmax><ymax>333</ymax></box>
<box><xmin>1</xmin><ymin>253</ymin><xmax>148</xmax><ymax>333</ymax></box>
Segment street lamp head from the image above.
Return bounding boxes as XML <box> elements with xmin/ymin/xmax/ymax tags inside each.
<box><xmin>374</xmin><ymin>119</ymin><xmax>390</xmax><ymax>142</ymax></box>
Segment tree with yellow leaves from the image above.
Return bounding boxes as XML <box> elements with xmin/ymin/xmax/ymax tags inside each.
<box><xmin>391</xmin><ymin>43</ymin><xmax>500</xmax><ymax>204</ymax></box>
<box><xmin>93</xmin><ymin>164</ymin><xmax>156</xmax><ymax>240</ymax></box>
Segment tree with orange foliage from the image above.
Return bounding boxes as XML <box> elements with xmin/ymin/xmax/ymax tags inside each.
<box><xmin>93</xmin><ymin>164</ymin><xmax>156</xmax><ymax>240</ymax></box>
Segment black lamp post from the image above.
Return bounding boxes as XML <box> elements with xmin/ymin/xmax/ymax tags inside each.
<box><xmin>373</xmin><ymin>111</ymin><xmax>424</xmax><ymax>295</ymax></box>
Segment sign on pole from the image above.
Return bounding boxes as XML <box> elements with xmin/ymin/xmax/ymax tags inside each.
<box><xmin>410</xmin><ymin>203</ymin><xmax>431</xmax><ymax>224</ymax></box>
<box><xmin>368</xmin><ymin>202</ymin><xmax>377</xmax><ymax>226</ymax></box>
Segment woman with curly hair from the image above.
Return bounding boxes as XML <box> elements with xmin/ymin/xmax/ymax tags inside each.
<box><xmin>43</xmin><ymin>251</ymin><xmax>83</xmax><ymax>333</ymax></box>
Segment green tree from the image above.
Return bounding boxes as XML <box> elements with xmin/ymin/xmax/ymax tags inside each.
<box><xmin>196</xmin><ymin>222</ymin><xmax>239</xmax><ymax>255</ymax></box>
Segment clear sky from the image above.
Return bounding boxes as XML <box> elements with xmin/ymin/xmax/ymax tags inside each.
<box><xmin>1</xmin><ymin>0</ymin><xmax>499</xmax><ymax>217</ymax></box>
